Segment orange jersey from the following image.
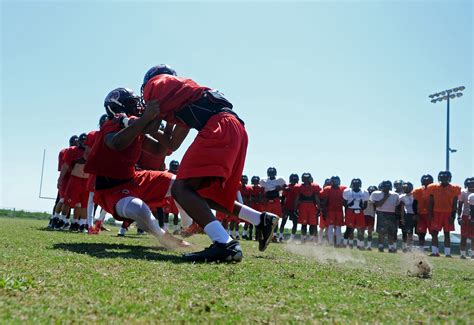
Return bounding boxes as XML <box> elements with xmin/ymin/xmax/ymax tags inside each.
<box><xmin>426</xmin><ymin>183</ymin><xmax>461</xmax><ymax>213</ymax></box>
<box><xmin>412</xmin><ymin>186</ymin><xmax>430</xmax><ymax>215</ymax></box>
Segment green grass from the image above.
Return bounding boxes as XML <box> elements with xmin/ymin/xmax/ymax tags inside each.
<box><xmin>1</xmin><ymin>218</ymin><xmax>473</xmax><ymax>324</ymax></box>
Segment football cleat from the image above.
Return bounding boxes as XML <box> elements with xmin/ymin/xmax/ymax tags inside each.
<box><xmin>255</xmin><ymin>212</ymin><xmax>278</xmax><ymax>252</ymax></box>
<box><xmin>182</xmin><ymin>240</ymin><xmax>242</xmax><ymax>263</ymax></box>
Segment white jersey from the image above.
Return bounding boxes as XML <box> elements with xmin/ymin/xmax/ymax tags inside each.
<box><xmin>343</xmin><ymin>189</ymin><xmax>369</xmax><ymax>210</ymax></box>
<box><xmin>260</xmin><ymin>177</ymin><xmax>286</xmax><ymax>192</ymax></box>
<box><xmin>369</xmin><ymin>191</ymin><xmax>400</xmax><ymax>213</ymax></box>
<box><xmin>400</xmin><ymin>193</ymin><xmax>414</xmax><ymax>214</ymax></box>
<box><xmin>459</xmin><ymin>189</ymin><xmax>474</xmax><ymax>216</ymax></box>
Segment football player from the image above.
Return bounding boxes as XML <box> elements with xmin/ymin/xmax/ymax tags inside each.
<box><xmin>260</xmin><ymin>167</ymin><xmax>286</xmax><ymax>242</ymax></box>
<box><xmin>363</xmin><ymin>185</ymin><xmax>378</xmax><ymax>250</ymax></box>
<box><xmin>239</xmin><ymin>175</ymin><xmax>254</xmax><ymax>240</ymax></box>
<box><xmin>412</xmin><ymin>174</ymin><xmax>433</xmax><ymax>249</ymax></box>
<box><xmin>426</xmin><ymin>171</ymin><xmax>461</xmax><ymax>257</ymax></box>
<box><xmin>319</xmin><ymin>176</ymin><xmax>346</xmax><ymax>246</ymax></box>
<box><xmin>58</xmin><ymin>133</ymin><xmax>90</xmax><ymax>232</ymax></box>
<box><xmin>399</xmin><ymin>182</ymin><xmax>416</xmax><ymax>252</ymax></box>
<box><xmin>249</xmin><ymin>176</ymin><xmax>265</xmax><ymax>241</ymax></box>
<box><xmin>295</xmin><ymin>173</ymin><xmax>321</xmax><ymax>244</ymax></box>
<box><xmin>49</xmin><ymin>135</ymin><xmax>77</xmax><ymax>229</ymax></box>
<box><xmin>369</xmin><ymin>180</ymin><xmax>400</xmax><ymax>253</ymax></box>
<box><xmin>141</xmin><ymin>65</ymin><xmax>279</xmax><ymax>262</ymax></box>
<box><xmin>281</xmin><ymin>174</ymin><xmax>299</xmax><ymax>242</ymax></box>
<box><xmin>84</xmin><ymin>87</ymin><xmax>190</xmax><ymax>248</ymax></box>
<box><xmin>343</xmin><ymin>178</ymin><xmax>369</xmax><ymax>249</ymax></box>
<box><xmin>457</xmin><ymin>177</ymin><xmax>474</xmax><ymax>259</ymax></box>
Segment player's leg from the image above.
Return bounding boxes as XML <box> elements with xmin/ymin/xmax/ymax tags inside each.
<box><xmin>115</xmin><ymin>196</ymin><xmax>189</xmax><ymax>249</ymax></box>
<box><xmin>443</xmin><ymin>231</ymin><xmax>452</xmax><ymax>257</ymax></box>
<box><xmin>279</xmin><ymin>214</ymin><xmax>288</xmax><ymax>243</ymax></box>
<box><xmin>430</xmin><ymin>230</ymin><xmax>440</xmax><ymax>256</ymax></box>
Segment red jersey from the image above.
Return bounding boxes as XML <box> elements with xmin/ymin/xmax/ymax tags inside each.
<box><xmin>84</xmin><ymin>119</ymin><xmax>144</xmax><ymax>179</ymax></box>
<box><xmin>296</xmin><ymin>183</ymin><xmax>321</xmax><ymax>201</ymax></box>
<box><xmin>85</xmin><ymin>130</ymin><xmax>98</xmax><ymax>148</ymax></box>
<box><xmin>63</xmin><ymin>146</ymin><xmax>85</xmax><ymax>167</ymax></box>
<box><xmin>283</xmin><ymin>183</ymin><xmax>299</xmax><ymax>210</ymax></box>
<box><xmin>58</xmin><ymin>147</ymin><xmax>68</xmax><ymax>171</ymax></box>
<box><xmin>320</xmin><ymin>185</ymin><xmax>347</xmax><ymax>212</ymax></box>
<box><xmin>240</xmin><ymin>184</ymin><xmax>252</xmax><ymax>204</ymax></box>
<box><xmin>250</xmin><ymin>185</ymin><xmax>265</xmax><ymax>201</ymax></box>
<box><xmin>143</xmin><ymin>74</ymin><xmax>209</xmax><ymax>125</ymax></box>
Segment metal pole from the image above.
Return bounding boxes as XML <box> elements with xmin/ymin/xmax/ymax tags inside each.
<box><xmin>446</xmin><ymin>97</ymin><xmax>450</xmax><ymax>171</ymax></box>
<box><xmin>39</xmin><ymin>149</ymin><xmax>46</xmax><ymax>197</ymax></box>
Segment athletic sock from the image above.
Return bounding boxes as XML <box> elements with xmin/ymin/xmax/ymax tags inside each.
<box><xmin>204</xmin><ymin>220</ymin><xmax>232</xmax><ymax>244</ymax></box>
<box><xmin>431</xmin><ymin>246</ymin><xmax>439</xmax><ymax>254</ymax></box>
<box><xmin>60</xmin><ymin>214</ymin><xmax>68</xmax><ymax>222</ymax></box>
<box><xmin>279</xmin><ymin>232</ymin><xmax>284</xmax><ymax>239</ymax></box>
<box><xmin>163</xmin><ymin>223</ymin><xmax>169</xmax><ymax>231</ymax></box>
<box><xmin>243</xmin><ymin>230</ymin><xmax>247</xmax><ymax>236</ymax></box>
<box><xmin>238</xmin><ymin>205</ymin><xmax>261</xmax><ymax>225</ymax></box>
<box><xmin>445</xmin><ymin>247</ymin><xmax>451</xmax><ymax>256</ymax></box>
<box><xmin>460</xmin><ymin>250</ymin><xmax>466</xmax><ymax>257</ymax></box>
<box><xmin>357</xmin><ymin>240</ymin><xmax>363</xmax><ymax>247</ymax></box>
<box><xmin>367</xmin><ymin>241</ymin><xmax>372</xmax><ymax>248</ymax></box>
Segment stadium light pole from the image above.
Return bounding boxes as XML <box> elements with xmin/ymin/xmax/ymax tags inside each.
<box><xmin>428</xmin><ymin>86</ymin><xmax>465</xmax><ymax>171</ymax></box>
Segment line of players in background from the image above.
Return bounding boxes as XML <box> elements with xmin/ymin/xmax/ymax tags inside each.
<box><xmin>48</xmin><ymin>128</ymin><xmax>183</xmax><ymax>237</ymax></box>
<box><xmin>217</xmin><ymin>168</ymin><xmax>474</xmax><ymax>259</ymax></box>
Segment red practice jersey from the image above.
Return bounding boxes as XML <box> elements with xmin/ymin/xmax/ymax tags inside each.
<box><xmin>320</xmin><ymin>186</ymin><xmax>347</xmax><ymax>211</ymax></box>
<box><xmin>295</xmin><ymin>183</ymin><xmax>322</xmax><ymax>204</ymax></box>
<box><xmin>143</xmin><ymin>74</ymin><xmax>209</xmax><ymax>125</ymax></box>
<box><xmin>84</xmin><ymin>118</ymin><xmax>144</xmax><ymax>179</ymax></box>
<box><xmin>283</xmin><ymin>183</ymin><xmax>299</xmax><ymax>210</ymax></box>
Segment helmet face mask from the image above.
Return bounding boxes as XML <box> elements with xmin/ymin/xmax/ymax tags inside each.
<box><xmin>267</xmin><ymin>167</ymin><xmax>277</xmax><ymax>178</ymax></box>
<box><xmin>465</xmin><ymin>177</ymin><xmax>474</xmax><ymax>191</ymax></box>
<box><xmin>251</xmin><ymin>176</ymin><xmax>260</xmax><ymax>185</ymax></box>
<box><xmin>330</xmin><ymin>176</ymin><xmax>341</xmax><ymax>187</ymax></box>
<box><xmin>350</xmin><ymin>178</ymin><xmax>362</xmax><ymax>191</ymax></box>
<box><xmin>289</xmin><ymin>174</ymin><xmax>299</xmax><ymax>185</ymax></box>
<box><xmin>421</xmin><ymin>174</ymin><xmax>434</xmax><ymax>186</ymax></box>
<box><xmin>381</xmin><ymin>180</ymin><xmax>392</xmax><ymax>193</ymax></box>
<box><xmin>99</xmin><ymin>114</ymin><xmax>108</xmax><ymax>128</ymax></box>
<box><xmin>169</xmin><ymin>160</ymin><xmax>179</xmax><ymax>173</ymax></box>
<box><xmin>438</xmin><ymin>171</ymin><xmax>452</xmax><ymax>185</ymax></box>
<box><xmin>69</xmin><ymin>135</ymin><xmax>78</xmax><ymax>146</ymax></box>
<box><xmin>367</xmin><ymin>185</ymin><xmax>378</xmax><ymax>194</ymax></box>
<box><xmin>104</xmin><ymin>88</ymin><xmax>142</xmax><ymax>117</ymax></box>
<box><xmin>78</xmin><ymin>133</ymin><xmax>87</xmax><ymax>148</ymax></box>
<box><xmin>301</xmin><ymin>173</ymin><xmax>311</xmax><ymax>185</ymax></box>
<box><xmin>403</xmin><ymin>182</ymin><xmax>414</xmax><ymax>194</ymax></box>
<box><xmin>394</xmin><ymin>180</ymin><xmax>404</xmax><ymax>193</ymax></box>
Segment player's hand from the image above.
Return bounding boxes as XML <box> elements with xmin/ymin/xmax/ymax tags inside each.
<box><xmin>457</xmin><ymin>218</ymin><xmax>462</xmax><ymax>226</ymax></box>
<box><xmin>449</xmin><ymin>216</ymin><xmax>455</xmax><ymax>225</ymax></box>
<box><xmin>401</xmin><ymin>218</ymin><xmax>406</xmax><ymax>226</ymax></box>
<box><xmin>142</xmin><ymin>99</ymin><xmax>160</xmax><ymax>121</ymax></box>
<box><xmin>348</xmin><ymin>200</ymin><xmax>354</xmax><ymax>207</ymax></box>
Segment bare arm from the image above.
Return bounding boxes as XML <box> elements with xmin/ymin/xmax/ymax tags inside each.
<box><xmin>105</xmin><ymin>105</ymin><xmax>160</xmax><ymax>151</ymax></box>
<box><xmin>141</xmin><ymin>135</ymin><xmax>168</xmax><ymax>157</ymax></box>
<box><xmin>373</xmin><ymin>193</ymin><xmax>390</xmax><ymax>208</ymax></box>
<box><xmin>57</xmin><ymin>163</ymin><xmax>70</xmax><ymax>189</ymax></box>
<box><xmin>152</xmin><ymin>124</ymin><xmax>190</xmax><ymax>152</ymax></box>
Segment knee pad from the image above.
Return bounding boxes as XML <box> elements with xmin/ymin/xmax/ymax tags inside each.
<box><xmin>116</xmin><ymin>197</ymin><xmax>151</xmax><ymax>221</ymax></box>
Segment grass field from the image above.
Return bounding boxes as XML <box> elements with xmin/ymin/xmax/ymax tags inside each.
<box><xmin>1</xmin><ymin>217</ymin><xmax>473</xmax><ymax>324</ymax></box>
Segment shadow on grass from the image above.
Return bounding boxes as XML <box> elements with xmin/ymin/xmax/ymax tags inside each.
<box><xmin>52</xmin><ymin>242</ymin><xmax>187</xmax><ymax>263</ymax></box>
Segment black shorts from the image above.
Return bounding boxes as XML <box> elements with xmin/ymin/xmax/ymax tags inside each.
<box><xmin>401</xmin><ymin>213</ymin><xmax>416</xmax><ymax>233</ymax></box>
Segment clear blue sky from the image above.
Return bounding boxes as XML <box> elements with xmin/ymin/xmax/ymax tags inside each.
<box><xmin>1</xmin><ymin>1</ymin><xmax>472</xmax><ymax>214</ymax></box>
